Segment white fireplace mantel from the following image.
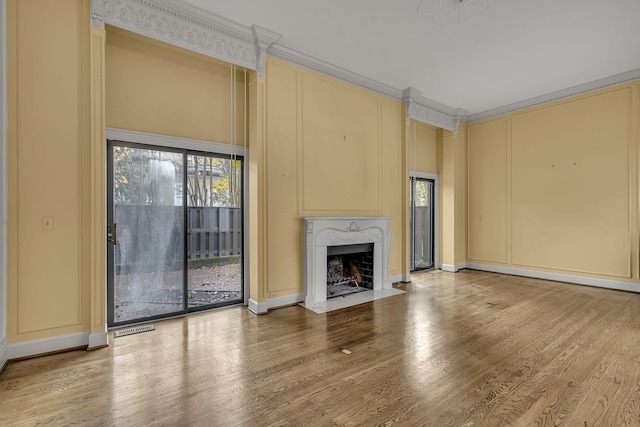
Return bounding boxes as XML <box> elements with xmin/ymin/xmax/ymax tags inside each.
<box><xmin>302</xmin><ymin>216</ymin><xmax>400</xmax><ymax>311</ymax></box>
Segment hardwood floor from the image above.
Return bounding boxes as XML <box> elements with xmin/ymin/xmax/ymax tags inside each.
<box><xmin>2</xmin><ymin>270</ymin><xmax>640</xmax><ymax>426</ymax></box>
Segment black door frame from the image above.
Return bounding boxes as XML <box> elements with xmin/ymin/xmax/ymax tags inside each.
<box><xmin>107</xmin><ymin>139</ymin><xmax>245</xmax><ymax>327</ymax></box>
<box><xmin>410</xmin><ymin>174</ymin><xmax>437</xmax><ymax>272</ymax></box>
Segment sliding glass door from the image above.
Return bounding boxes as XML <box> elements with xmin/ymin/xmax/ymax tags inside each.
<box><xmin>186</xmin><ymin>153</ymin><xmax>243</xmax><ymax>310</ymax></box>
<box><xmin>107</xmin><ymin>141</ymin><xmax>243</xmax><ymax>326</ymax></box>
<box><xmin>410</xmin><ymin>177</ymin><xmax>434</xmax><ymax>271</ymax></box>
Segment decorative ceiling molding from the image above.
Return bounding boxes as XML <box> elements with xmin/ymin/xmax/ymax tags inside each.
<box><xmin>418</xmin><ymin>0</ymin><xmax>490</xmax><ymax>24</ymax></box>
<box><xmin>467</xmin><ymin>68</ymin><xmax>640</xmax><ymax>123</ymax></box>
<box><xmin>267</xmin><ymin>44</ymin><xmax>403</xmax><ymax>100</ymax></box>
<box><xmin>90</xmin><ymin>0</ymin><xmax>257</xmax><ymax>70</ymax></box>
<box><xmin>403</xmin><ymin>88</ymin><xmax>467</xmax><ymax>132</ymax></box>
<box><xmin>86</xmin><ymin>0</ymin><xmax>470</xmax><ymax>131</ymax></box>
<box><xmin>251</xmin><ymin>25</ymin><xmax>280</xmax><ymax>78</ymax></box>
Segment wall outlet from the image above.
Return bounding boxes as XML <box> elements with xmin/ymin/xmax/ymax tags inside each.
<box><xmin>42</xmin><ymin>216</ymin><xmax>54</xmax><ymax>231</ymax></box>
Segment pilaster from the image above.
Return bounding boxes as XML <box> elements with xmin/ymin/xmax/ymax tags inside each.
<box><xmin>88</xmin><ymin>24</ymin><xmax>108</xmax><ymax>347</ymax></box>
<box><xmin>247</xmin><ymin>70</ymin><xmax>268</xmax><ymax>313</ymax></box>
<box><xmin>441</xmin><ymin>124</ymin><xmax>467</xmax><ymax>271</ymax></box>
<box><xmin>400</xmin><ymin>106</ymin><xmax>412</xmax><ymax>280</ymax></box>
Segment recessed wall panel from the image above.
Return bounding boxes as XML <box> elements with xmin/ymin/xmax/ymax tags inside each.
<box><xmin>511</xmin><ymin>89</ymin><xmax>630</xmax><ymax>277</ymax></box>
<box><xmin>414</xmin><ymin>122</ymin><xmax>438</xmax><ymax>174</ymax></box>
<box><xmin>16</xmin><ymin>0</ymin><xmax>82</xmax><ymax>332</ymax></box>
<box><xmin>265</xmin><ymin>62</ymin><xmax>300</xmax><ymax>295</ymax></box>
<box><xmin>381</xmin><ymin>99</ymin><xmax>403</xmax><ymax>276</ymax></box>
<box><xmin>468</xmin><ymin>119</ymin><xmax>508</xmax><ymax>263</ymax></box>
<box><xmin>300</xmin><ymin>75</ymin><xmax>381</xmax><ymax>213</ymax></box>
<box><xmin>106</xmin><ymin>27</ymin><xmax>233</xmax><ymax>144</ymax></box>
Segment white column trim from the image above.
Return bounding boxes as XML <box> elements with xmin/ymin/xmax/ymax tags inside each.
<box><xmin>248</xmin><ymin>298</ymin><xmax>267</xmax><ymax>315</ymax></box>
<box><xmin>88</xmin><ymin>329</ymin><xmax>109</xmax><ymax>349</ymax></box>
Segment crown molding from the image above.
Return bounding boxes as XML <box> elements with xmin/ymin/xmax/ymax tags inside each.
<box><xmin>402</xmin><ymin>87</ymin><xmax>467</xmax><ymax>132</ymax></box>
<box><xmin>87</xmin><ymin>0</ymin><xmax>466</xmax><ymax>131</ymax></box>
<box><xmin>467</xmin><ymin>68</ymin><xmax>640</xmax><ymax>123</ymax></box>
<box><xmin>252</xmin><ymin>25</ymin><xmax>281</xmax><ymax>78</ymax></box>
<box><xmin>268</xmin><ymin>44</ymin><xmax>404</xmax><ymax>100</ymax></box>
<box><xmin>90</xmin><ymin>0</ymin><xmax>257</xmax><ymax>70</ymax></box>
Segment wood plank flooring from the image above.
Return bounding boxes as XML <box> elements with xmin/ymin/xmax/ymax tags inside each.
<box><xmin>2</xmin><ymin>270</ymin><xmax>640</xmax><ymax>426</ymax></box>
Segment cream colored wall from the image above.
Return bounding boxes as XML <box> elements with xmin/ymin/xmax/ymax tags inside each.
<box><xmin>468</xmin><ymin>119</ymin><xmax>508</xmax><ymax>263</ymax></box>
<box><xmin>467</xmin><ymin>83</ymin><xmax>640</xmax><ymax>282</ymax></box>
<box><xmin>1</xmin><ymin>0</ymin><xmax>8</xmax><ymax>358</ymax></box>
<box><xmin>264</xmin><ymin>58</ymin><xmax>404</xmax><ymax>298</ymax></box>
<box><xmin>105</xmin><ymin>26</ymin><xmax>245</xmax><ymax>145</ymax></box>
<box><xmin>7</xmin><ymin>0</ymin><xmax>91</xmax><ymax>343</ymax></box>
<box><xmin>413</xmin><ymin>122</ymin><xmax>438</xmax><ymax>174</ymax></box>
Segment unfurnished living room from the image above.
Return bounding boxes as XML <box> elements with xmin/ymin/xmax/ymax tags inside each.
<box><xmin>1</xmin><ymin>0</ymin><xmax>640</xmax><ymax>425</ymax></box>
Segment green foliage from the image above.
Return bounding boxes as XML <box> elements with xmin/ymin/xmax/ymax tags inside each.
<box><xmin>112</xmin><ymin>146</ymin><xmax>242</xmax><ymax>208</ymax></box>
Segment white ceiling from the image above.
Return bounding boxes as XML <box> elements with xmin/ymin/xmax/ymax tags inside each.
<box><xmin>178</xmin><ymin>0</ymin><xmax>640</xmax><ymax>116</ymax></box>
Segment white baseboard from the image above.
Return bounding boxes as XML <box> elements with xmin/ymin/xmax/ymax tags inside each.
<box><xmin>442</xmin><ymin>263</ymin><xmax>466</xmax><ymax>272</ymax></box>
<box><xmin>0</xmin><ymin>337</ymin><xmax>7</xmax><ymax>370</ymax></box>
<box><xmin>267</xmin><ymin>293</ymin><xmax>303</xmax><ymax>310</ymax></box>
<box><xmin>88</xmin><ymin>330</ymin><xmax>109</xmax><ymax>349</ymax></box>
<box><xmin>8</xmin><ymin>332</ymin><xmax>90</xmax><ymax>360</ymax></box>
<box><xmin>389</xmin><ymin>274</ymin><xmax>412</xmax><ymax>283</ymax></box>
<box><xmin>248</xmin><ymin>298</ymin><xmax>268</xmax><ymax>315</ymax></box>
<box><xmin>465</xmin><ymin>263</ymin><xmax>640</xmax><ymax>294</ymax></box>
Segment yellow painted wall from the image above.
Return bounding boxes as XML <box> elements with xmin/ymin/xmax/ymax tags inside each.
<box><xmin>454</xmin><ymin>124</ymin><xmax>468</xmax><ymax>265</ymax></box>
<box><xmin>468</xmin><ymin>119</ymin><xmax>508</xmax><ymax>263</ymax></box>
<box><xmin>413</xmin><ymin>122</ymin><xmax>438</xmax><ymax>174</ymax></box>
<box><xmin>467</xmin><ymin>83</ymin><xmax>640</xmax><ymax>282</ymax></box>
<box><xmin>105</xmin><ymin>26</ymin><xmax>245</xmax><ymax>145</ymax></box>
<box><xmin>440</xmin><ymin>127</ymin><xmax>467</xmax><ymax>268</ymax></box>
<box><xmin>7</xmin><ymin>0</ymin><xmax>91</xmax><ymax>343</ymax></box>
<box><xmin>264</xmin><ymin>58</ymin><xmax>404</xmax><ymax>297</ymax></box>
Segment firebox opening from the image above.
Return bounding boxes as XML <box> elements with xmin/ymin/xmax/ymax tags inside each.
<box><xmin>326</xmin><ymin>243</ymin><xmax>374</xmax><ymax>299</ymax></box>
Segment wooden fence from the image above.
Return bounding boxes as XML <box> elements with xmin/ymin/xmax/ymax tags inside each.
<box><xmin>113</xmin><ymin>206</ymin><xmax>241</xmax><ymax>268</ymax></box>
<box><xmin>187</xmin><ymin>207</ymin><xmax>242</xmax><ymax>259</ymax></box>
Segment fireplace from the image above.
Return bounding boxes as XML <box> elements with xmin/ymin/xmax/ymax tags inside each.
<box><xmin>327</xmin><ymin>243</ymin><xmax>374</xmax><ymax>298</ymax></box>
<box><xmin>302</xmin><ymin>216</ymin><xmax>404</xmax><ymax>312</ymax></box>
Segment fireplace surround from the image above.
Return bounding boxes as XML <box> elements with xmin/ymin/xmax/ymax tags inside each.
<box><xmin>302</xmin><ymin>216</ymin><xmax>404</xmax><ymax>313</ymax></box>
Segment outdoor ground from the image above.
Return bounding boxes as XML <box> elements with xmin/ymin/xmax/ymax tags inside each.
<box><xmin>114</xmin><ymin>262</ymin><xmax>242</xmax><ymax>323</ymax></box>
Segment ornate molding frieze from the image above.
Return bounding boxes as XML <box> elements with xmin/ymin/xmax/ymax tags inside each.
<box><xmin>403</xmin><ymin>87</ymin><xmax>467</xmax><ymax>132</ymax></box>
<box><xmin>268</xmin><ymin>44</ymin><xmax>403</xmax><ymax>100</ymax></box>
<box><xmin>91</xmin><ymin>0</ymin><xmax>257</xmax><ymax>70</ymax></box>
<box><xmin>251</xmin><ymin>25</ymin><xmax>280</xmax><ymax>78</ymax></box>
<box><xmin>91</xmin><ymin>0</ymin><xmax>106</xmax><ymax>29</ymax></box>
<box><xmin>467</xmin><ymin>68</ymin><xmax>640</xmax><ymax>123</ymax></box>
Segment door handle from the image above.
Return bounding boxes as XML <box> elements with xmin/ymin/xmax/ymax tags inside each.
<box><xmin>107</xmin><ymin>223</ymin><xmax>117</xmax><ymax>245</ymax></box>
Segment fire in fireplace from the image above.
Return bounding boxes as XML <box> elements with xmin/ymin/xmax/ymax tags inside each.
<box><xmin>326</xmin><ymin>243</ymin><xmax>374</xmax><ymax>298</ymax></box>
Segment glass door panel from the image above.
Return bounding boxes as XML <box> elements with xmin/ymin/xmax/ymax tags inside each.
<box><xmin>410</xmin><ymin>177</ymin><xmax>434</xmax><ymax>271</ymax></box>
<box><xmin>108</xmin><ymin>143</ymin><xmax>185</xmax><ymax>325</ymax></box>
<box><xmin>186</xmin><ymin>154</ymin><xmax>243</xmax><ymax>311</ymax></box>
